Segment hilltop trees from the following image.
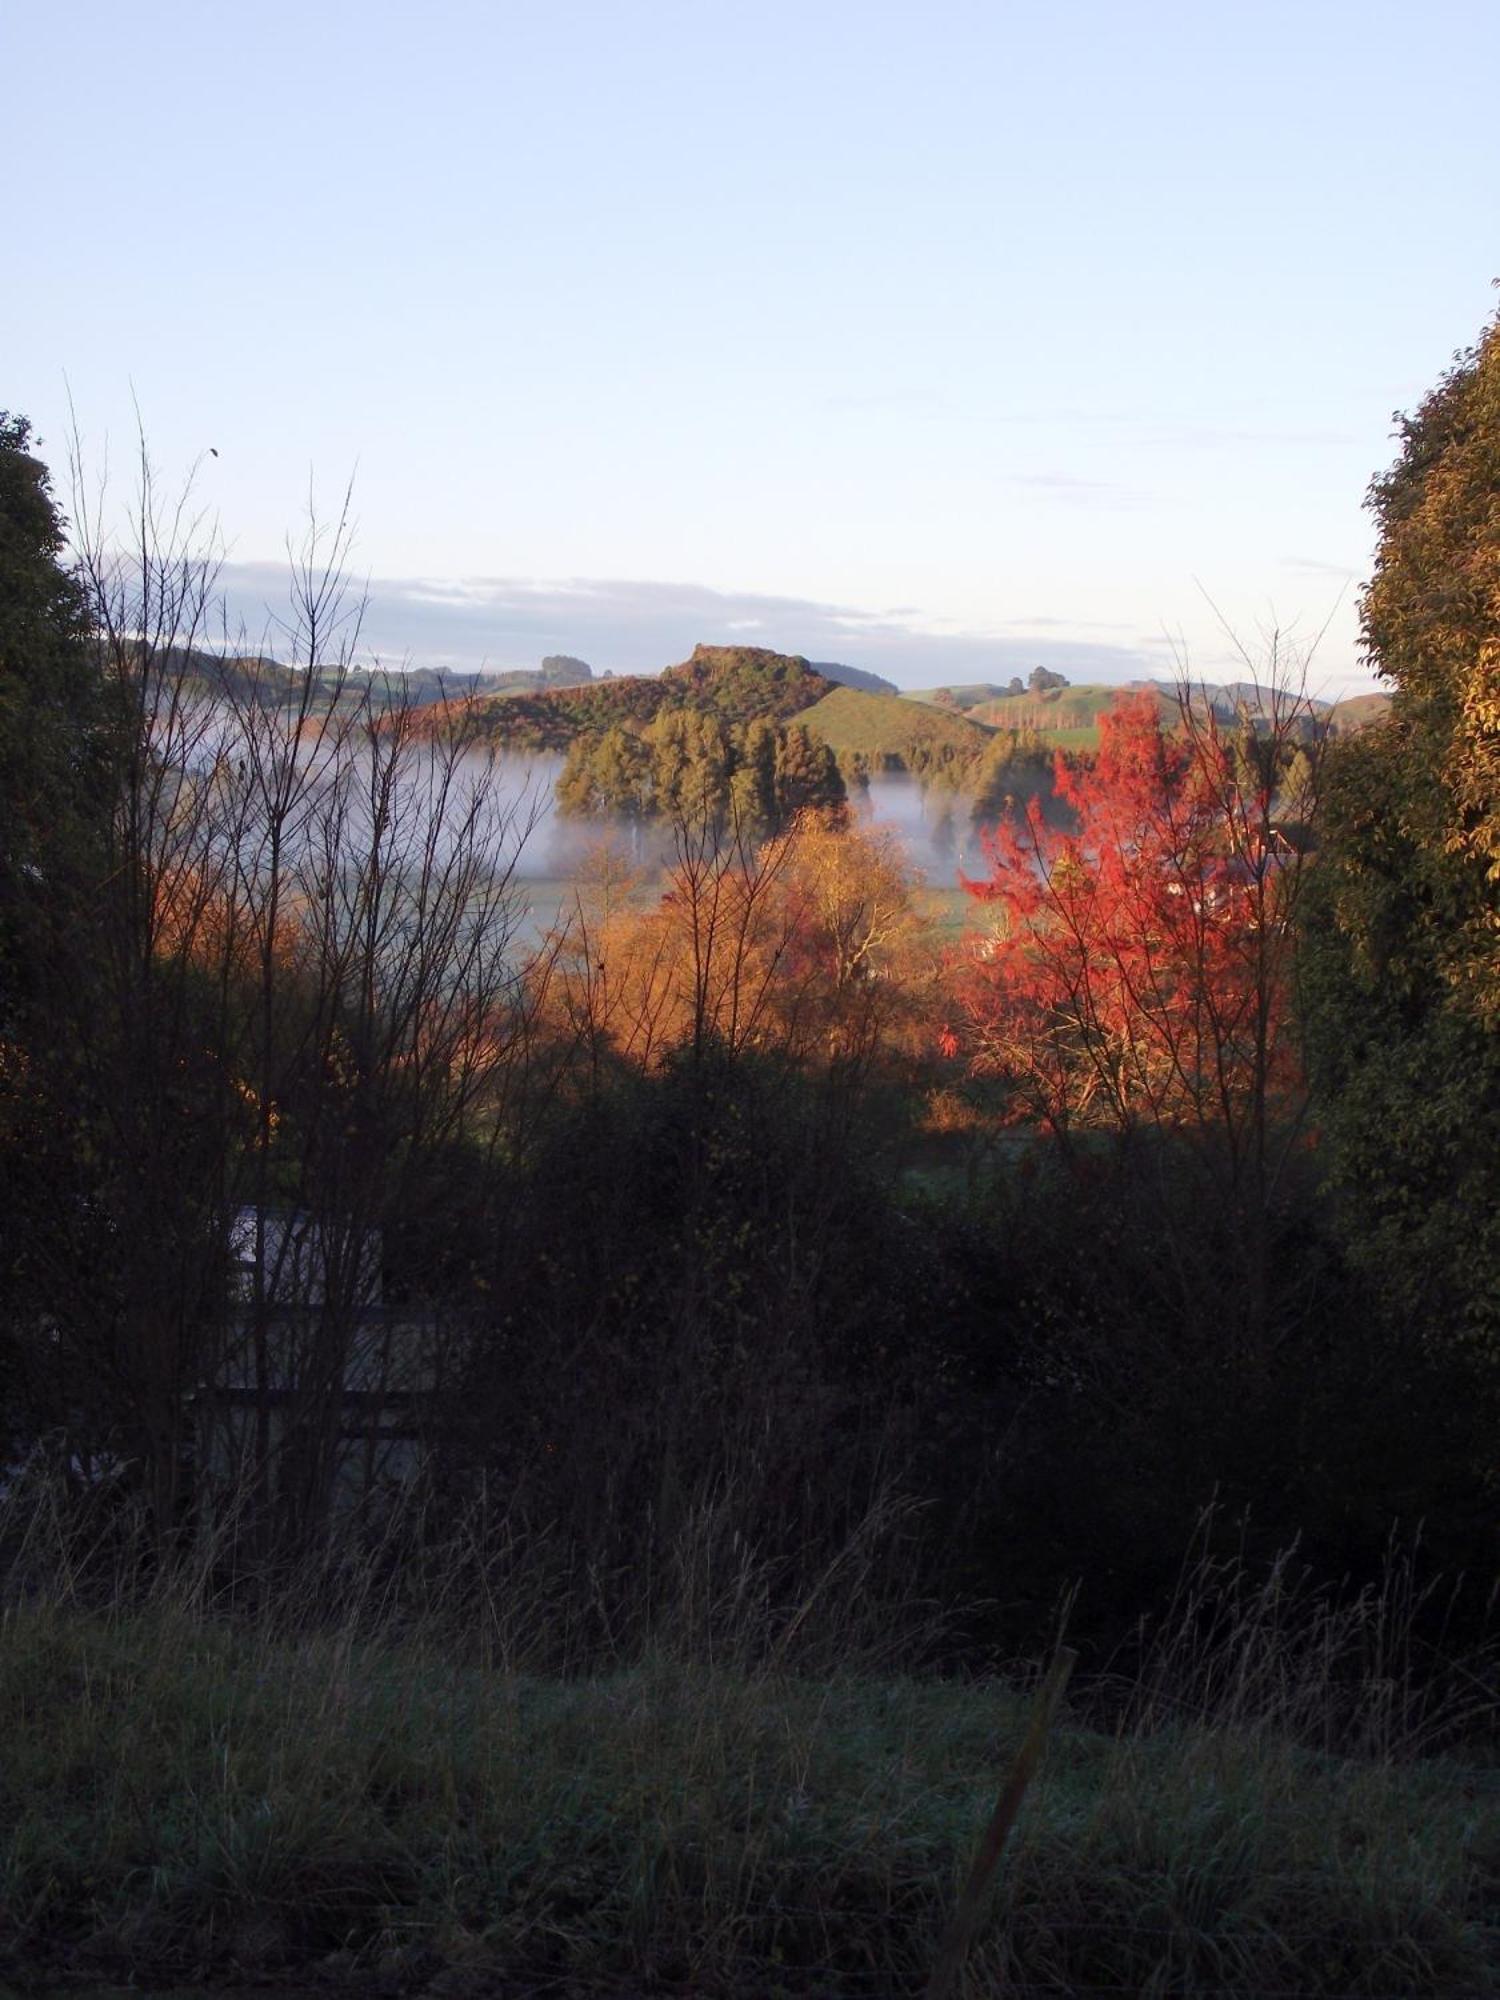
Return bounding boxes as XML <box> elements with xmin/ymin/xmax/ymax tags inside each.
<box><xmin>659</xmin><ymin>644</ymin><xmax>833</xmax><ymax>723</ymax></box>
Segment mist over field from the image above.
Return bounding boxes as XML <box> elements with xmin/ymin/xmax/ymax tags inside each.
<box><xmin>494</xmin><ymin>754</ymin><xmax>996</xmax><ymax>888</ymax></box>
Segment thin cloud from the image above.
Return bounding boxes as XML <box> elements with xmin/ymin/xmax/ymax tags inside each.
<box><xmin>1280</xmin><ymin>555</ymin><xmax>1364</xmax><ymax>580</ymax></box>
<box><xmin>1001</xmin><ymin>472</ymin><xmax>1159</xmax><ymax>510</ymax></box>
<box><xmin>210</xmin><ymin>562</ymin><xmax>1173</xmax><ymax>689</ymax></box>
<box><xmin>997</xmin><ymin>615</ymin><xmax>1138</xmax><ymax>634</ymax></box>
<box><xmin>820</xmin><ymin>390</ymin><xmax>950</xmax><ymax>414</ymax></box>
<box><xmin>1008</xmin><ymin>473</ymin><xmax>1124</xmax><ymax>495</ymax></box>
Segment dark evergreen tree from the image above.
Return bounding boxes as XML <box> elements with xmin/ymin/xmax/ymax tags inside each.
<box><xmin>0</xmin><ymin>414</ymin><xmax>106</xmax><ymax>1006</ymax></box>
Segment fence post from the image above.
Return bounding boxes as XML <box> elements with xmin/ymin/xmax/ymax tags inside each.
<box><xmin>925</xmin><ymin>1644</ymin><xmax>1077</xmax><ymax>2000</ymax></box>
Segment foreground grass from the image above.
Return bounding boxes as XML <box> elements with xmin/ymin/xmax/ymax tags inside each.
<box><xmin>3</xmin><ymin>1606</ymin><xmax>1496</xmax><ymax>1997</ymax></box>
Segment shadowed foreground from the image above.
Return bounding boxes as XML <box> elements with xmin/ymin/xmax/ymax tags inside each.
<box><xmin>4</xmin><ymin>1600</ymin><xmax>1496</xmax><ymax>2000</ymax></box>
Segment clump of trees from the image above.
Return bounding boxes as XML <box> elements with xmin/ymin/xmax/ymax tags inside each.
<box><xmin>539</xmin><ymin>652</ymin><xmax>593</xmax><ymax>685</ymax></box>
<box><xmin>545</xmin><ymin>811</ymin><xmax>926</xmax><ymax>1078</ymax></box>
<box><xmin>556</xmin><ymin>709</ymin><xmax>844</xmax><ymax>832</ymax></box>
<box><xmin>657</xmin><ymin>644</ymin><xmax>834</xmax><ymax>723</ymax></box>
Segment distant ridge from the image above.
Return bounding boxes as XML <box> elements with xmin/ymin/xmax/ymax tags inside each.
<box><xmin>1145</xmin><ymin>678</ymin><xmax>1335</xmax><ymax>717</ymax></box>
<box><xmin>809</xmin><ymin>660</ymin><xmax>900</xmax><ymax>697</ymax></box>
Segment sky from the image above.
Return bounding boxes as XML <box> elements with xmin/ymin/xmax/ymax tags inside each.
<box><xmin>8</xmin><ymin>0</ymin><xmax>1499</xmax><ymax>694</ymax></box>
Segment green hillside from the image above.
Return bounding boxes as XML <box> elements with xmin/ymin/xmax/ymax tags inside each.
<box><xmin>905</xmin><ymin>682</ymin><xmax>1012</xmax><ymax>711</ymax></box>
<box><xmin>793</xmin><ymin>684</ymin><xmax>994</xmax><ymax>780</ymax></box>
<box><xmin>905</xmin><ymin>681</ymin><xmax>1160</xmax><ymax>752</ymax></box>
<box><xmin>968</xmin><ymin>683</ymin><xmax>1145</xmax><ymax>735</ymax></box>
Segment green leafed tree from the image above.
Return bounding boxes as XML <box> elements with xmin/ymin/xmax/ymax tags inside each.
<box><xmin>556</xmin><ymin>721</ymin><xmax>652</xmax><ymax>817</ymax></box>
<box><xmin>771</xmin><ymin>721</ymin><xmax>843</xmax><ymax>825</ymax></box>
<box><xmin>1301</xmin><ymin>310</ymin><xmax>1500</xmax><ymax>1349</ymax></box>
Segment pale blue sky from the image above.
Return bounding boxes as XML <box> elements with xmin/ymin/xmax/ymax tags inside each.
<box><xmin>9</xmin><ymin>0</ymin><xmax>1498</xmax><ymax>690</ymax></box>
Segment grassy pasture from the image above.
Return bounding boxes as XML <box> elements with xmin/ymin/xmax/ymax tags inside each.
<box><xmin>792</xmin><ymin>687</ymin><xmax>993</xmax><ymax>769</ymax></box>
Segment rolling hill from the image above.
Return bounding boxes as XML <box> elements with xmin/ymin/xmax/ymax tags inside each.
<box><xmin>791</xmin><ymin>685</ymin><xmax>994</xmax><ymax>777</ymax></box>
<box><xmin>810</xmin><ymin>660</ymin><xmax>901</xmax><ymax>697</ymax></box>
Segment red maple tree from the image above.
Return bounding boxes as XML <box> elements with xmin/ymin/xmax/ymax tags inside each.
<box><xmin>946</xmin><ymin>689</ymin><xmax>1311</xmax><ymax>1206</ymax></box>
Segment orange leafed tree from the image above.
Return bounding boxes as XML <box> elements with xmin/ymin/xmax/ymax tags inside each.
<box><xmin>545</xmin><ymin>809</ymin><xmax>932</xmax><ymax>1077</ymax></box>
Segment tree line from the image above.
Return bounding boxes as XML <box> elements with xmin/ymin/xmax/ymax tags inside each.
<box><xmin>556</xmin><ymin>708</ymin><xmax>845</xmax><ymax>830</ymax></box>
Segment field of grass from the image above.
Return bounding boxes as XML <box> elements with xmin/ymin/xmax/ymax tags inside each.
<box><xmin>3</xmin><ymin>1487</ymin><xmax>1497</xmax><ymax>2000</ymax></box>
<box><xmin>793</xmin><ymin>687</ymin><xmax>993</xmax><ymax>769</ymax></box>
<box><xmin>900</xmin><ymin>684</ymin><xmax>1163</xmax><ymax>756</ymax></box>
<box><xmin>966</xmin><ymin>686</ymin><xmax>1162</xmax><ymax>747</ymax></box>
<box><xmin>1020</xmin><ymin>722</ymin><xmax>1097</xmax><ymax>753</ymax></box>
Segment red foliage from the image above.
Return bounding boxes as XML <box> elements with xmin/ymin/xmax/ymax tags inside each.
<box><xmin>948</xmin><ymin>692</ymin><xmax>1303</xmax><ymax>1148</ymax></box>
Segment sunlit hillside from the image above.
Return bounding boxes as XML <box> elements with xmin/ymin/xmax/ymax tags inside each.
<box><xmin>791</xmin><ymin>683</ymin><xmax>994</xmax><ymax>771</ymax></box>
<box><xmin>909</xmin><ymin>681</ymin><xmax>1158</xmax><ymax>752</ymax></box>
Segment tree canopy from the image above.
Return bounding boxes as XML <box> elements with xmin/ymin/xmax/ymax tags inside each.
<box><xmin>1301</xmin><ymin>310</ymin><xmax>1500</xmax><ymax>1347</ymax></box>
<box><xmin>557</xmin><ymin>708</ymin><xmax>845</xmax><ymax>833</ymax></box>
